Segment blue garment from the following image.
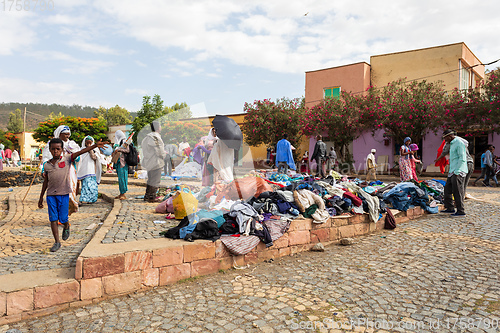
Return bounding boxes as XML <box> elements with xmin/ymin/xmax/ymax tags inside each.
<box><xmin>275</xmin><ymin>139</ymin><xmax>296</xmax><ymax>170</ymax></box>
<box><xmin>383</xmin><ymin>182</ymin><xmax>436</xmax><ymax>213</ymax></box>
<box><xmin>179</xmin><ymin>213</ymin><xmax>200</xmax><ymax>239</ymax></box>
<box><xmin>115</xmin><ymin>162</ymin><xmax>128</xmax><ymax>195</ymax></box>
<box><xmin>47</xmin><ymin>194</ymin><xmax>69</xmax><ymax>223</ymax></box>
<box><xmin>480</xmin><ymin>153</ymin><xmax>486</xmax><ymax>168</ymax></box>
<box><xmin>196</xmin><ymin>209</ymin><xmax>226</xmax><ymax>228</ymax></box>
<box><xmin>80</xmin><ymin>176</ymin><xmax>98</xmax><ymax>203</ymax></box>
<box><xmin>484</xmin><ymin>150</ymin><xmax>494</xmax><ymax>168</ymax></box>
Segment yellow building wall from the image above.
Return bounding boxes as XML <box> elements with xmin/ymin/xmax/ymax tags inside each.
<box><xmin>15</xmin><ymin>132</ymin><xmax>43</xmax><ymax>160</ymax></box>
<box><xmin>370</xmin><ymin>42</ymin><xmax>484</xmax><ymax>90</ymax></box>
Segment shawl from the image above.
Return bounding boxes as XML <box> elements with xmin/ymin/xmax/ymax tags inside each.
<box><xmin>275</xmin><ymin>139</ymin><xmax>296</xmax><ymax>170</ymax></box>
<box><xmin>141</xmin><ymin>131</ymin><xmax>165</xmax><ymax>171</ymax></box>
<box><xmin>114</xmin><ymin>130</ymin><xmax>126</xmax><ymax>146</ymax></box>
<box><xmin>207</xmin><ymin>139</ymin><xmax>234</xmax><ymax>182</ymax></box>
<box><xmin>42</xmin><ymin>125</ymin><xmax>80</xmax><ymax>163</ymax></box>
<box><xmin>77</xmin><ymin>136</ymin><xmax>105</xmax><ymax>183</ymax></box>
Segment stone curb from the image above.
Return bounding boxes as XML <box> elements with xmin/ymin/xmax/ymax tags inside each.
<box><xmin>0</xmin><ymin>188</ymin><xmax>433</xmax><ymax>324</ymax></box>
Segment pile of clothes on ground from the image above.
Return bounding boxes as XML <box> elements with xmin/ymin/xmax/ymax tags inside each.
<box><xmin>157</xmin><ymin>170</ymin><xmax>444</xmax><ymax>256</ymax></box>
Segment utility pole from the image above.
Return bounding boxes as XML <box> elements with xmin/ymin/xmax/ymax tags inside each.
<box><xmin>23</xmin><ymin>107</ymin><xmax>26</xmax><ymax>132</ymax></box>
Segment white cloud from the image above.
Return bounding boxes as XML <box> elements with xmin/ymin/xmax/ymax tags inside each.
<box><xmin>68</xmin><ymin>40</ymin><xmax>116</xmax><ymax>55</ymax></box>
<box><xmin>0</xmin><ymin>76</ymin><xmax>78</xmax><ymax>104</ymax></box>
<box><xmin>87</xmin><ymin>0</ymin><xmax>500</xmax><ymax>74</ymax></box>
<box><xmin>0</xmin><ymin>13</ymin><xmax>36</xmax><ymax>55</ymax></box>
<box><xmin>125</xmin><ymin>88</ymin><xmax>148</xmax><ymax>95</ymax></box>
<box><xmin>27</xmin><ymin>50</ymin><xmax>114</xmax><ymax>74</ymax></box>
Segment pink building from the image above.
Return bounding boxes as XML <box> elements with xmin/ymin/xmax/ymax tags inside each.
<box><xmin>304</xmin><ymin>42</ymin><xmax>499</xmax><ymax>174</ymax></box>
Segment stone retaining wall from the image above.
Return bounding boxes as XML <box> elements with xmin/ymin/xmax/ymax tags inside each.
<box><xmin>0</xmin><ymin>202</ymin><xmax>425</xmax><ymax>325</ymax></box>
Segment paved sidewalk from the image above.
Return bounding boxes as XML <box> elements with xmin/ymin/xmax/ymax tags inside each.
<box><xmin>2</xmin><ymin>187</ymin><xmax>499</xmax><ymax>332</ymax></box>
<box><xmin>0</xmin><ymin>185</ymin><xmax>112</xmax><ymax>275</ymax></box>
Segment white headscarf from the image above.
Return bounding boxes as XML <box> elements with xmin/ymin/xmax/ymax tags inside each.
<box><xmin>42</xmin><ymin>124</ymin><xmax>79</xmax><ymax>163</ymax></box>
<box><xmin>54</xmin><ymin>125</ymin><xmax>71</xmax><ymax>138</ymax></box>
<box><xmin>77</xmin><ymin>136</ymin><xmax>105</xmax><ymax>184</ymax></box>
<box><xmin>114</xmin><ymin>130</ymin><xmax>126</xmax><ymax>146</ymax></box>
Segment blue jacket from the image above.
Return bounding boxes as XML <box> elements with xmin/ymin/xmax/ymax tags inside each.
<box><xmin>276</xmin><ymin>139</ymin><xmax>296</xmax><ymax>170</ymax></box>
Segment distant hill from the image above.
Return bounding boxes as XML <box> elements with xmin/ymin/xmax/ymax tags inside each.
<box><xmin>0</xmin><ymin>102</ymin><xmax>98</xmax><ymax>131</ymax></box>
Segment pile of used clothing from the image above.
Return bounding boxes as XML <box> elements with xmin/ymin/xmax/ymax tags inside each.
<box><xmin>157</xmin><ymin>171</ymin><xmax>444</xmax><ymax>255</ymax></box>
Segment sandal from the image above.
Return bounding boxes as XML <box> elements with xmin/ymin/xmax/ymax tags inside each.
<box><xmin>165</xmin><ymin>213</ymin><xmax>175</xmax><ymax>219</ymax></box>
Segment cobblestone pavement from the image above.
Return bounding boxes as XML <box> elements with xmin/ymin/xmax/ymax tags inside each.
<box><xmin>97</xmin><ymin>184</ymin><xmax>178</xmax><ymax>244</ymax></box>
<box><xmin>0</xmin><ymin>185</ymin><xmax>112</xmax><ymax>275</ymax></box>
<box><xmin>2</xmin><ymin>188</ymin><xmax>499</xmax><ymax>332</ymax></box>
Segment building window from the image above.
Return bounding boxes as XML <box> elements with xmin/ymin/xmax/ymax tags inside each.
<box><xmin>459</xmin><ymin>61</ymin><xmax>470</xmax><ymax>91</ymax></box>
<box><xmin>324</xmin><ymin>87</ymin><xmax>341</xmax><ymax>99</ymax></box>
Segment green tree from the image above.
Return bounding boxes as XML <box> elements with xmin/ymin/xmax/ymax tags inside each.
<box><xmin>94</xmin><ymin>105</ymin><xmax>133</xmax><ymax>126</ymax></box>
<box><xmin>7</xmin><ymin>109</ymin><xmax>24</xmax><ymax>133</ymax></box>
<box><xmin>132</xmin><ymin>95</ymin><xmax>165</xmax><ymax>144</ymax></box>
<box><xmin>160</xmin><ymin>120</ymin><xmax>207</xmax><ymax>147</ymax></box>
<box><xmin>370</xmin><ymin>79</ymin><xmax>451</xmax><ymax>145</ymax></box>
<box><xmin>302</xmin><ymin>92</ymin><xmax>366</xmax><ymax>163</ymax></box>
<box><xmin>0</xmin><ymin>130</ymin><xmax>14</xmax><ymax>149</ymax></box>
<box><xmin>163</xmin><ymin>102</ymin><xmax>192</xmax><ymax>121</ymax></box>
<box><xmin>33</xmin><ymin>116</ymin><xmax>108</xmax><ymax>144</ymax></box>
<box><xmin>242</xmin><ymin>97</ymin><xmax>305</xmax><ymax>152</ymax></box>
<box><xmin>47</xmin><ymin>112</ymin><xmax>64</xmax><ymax>120</ymax></box>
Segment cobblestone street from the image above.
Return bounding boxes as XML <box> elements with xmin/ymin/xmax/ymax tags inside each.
<box><xmin>2</xmin><ymin>187</ymin><xmax>499</xmax><ymax>332</ymax></box>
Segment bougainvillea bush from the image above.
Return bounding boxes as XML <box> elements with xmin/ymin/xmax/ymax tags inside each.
<box><xmin>242</xmin><ymin>97</ymin><xmax>305</xmax><ymax>149</ymax></box>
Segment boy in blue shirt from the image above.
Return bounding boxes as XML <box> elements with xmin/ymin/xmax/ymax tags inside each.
<box><xmin>38</xmin><ymin>138</ymin><xmax>107</xmax><ymax>252</ymax></box>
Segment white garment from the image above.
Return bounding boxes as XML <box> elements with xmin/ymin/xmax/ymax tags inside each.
<box><xmin>77</xmin><ymin>137</ymin><xmax>105</xmax><ymax>184</ymax></box>
<box><xmin>366</xmin><ymin>152</ymin><xmax>376</xmax><ymax>168</ymax></box>
<box><xmin>141</xmin><ymin>131</ymin><xmax>165</xmax><ymax>171</ymax></box>
<box><xmin>114</xmin><ymin>130</ymin><xmax>126</xmax><ymax>146</ymax></box>
<box><xmin>293</xmin><ymin>189</ymin><xmax>330</xmax><ymax>224</ymax></box>
<box><xmin>42</xmin><ymin>125</ymin><xmax>80</xmax><ymax>163</ymax></box>
<box><xmin>207</xmin><ymin>139</ymin><xmax>234</xmax><ymax>182</ymax></box>
<box><xmin>11</xmin><ymin>150</ymin><xmax>20</xmax><ymax>164</ymax></box>
<box><xmin>171</xmin><ymin>157</ymin><xmax>202</xmax><ymax>178</ymax></box>
<box><xmin>178</xmin><ymin>142</ymin><xmax>190</xmax><ymax>155</ymax></box>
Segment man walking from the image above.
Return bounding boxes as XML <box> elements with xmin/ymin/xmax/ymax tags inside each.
<box><xmin>366</xmin><ymin>149</ymin><xmax>377</xmax><ymax>181</ymax></box>
<box><xmin>275</xmin><ymin>134</ymin><xmax>296</xmax><ymax>174</ymax></box>
<box><xmin>311</xmin><ymin>135</ymin><xmax>327</xmax><ymax>178</ymax></box>
<box><xmin>483</xmin><ymin>145</ymin><xmax>497</xmax><ymax>187</ymax></box>
<box><xmin>441</xmin><ymin>129</ymin><xmax>468</xmax><ymax>217</ymax></box>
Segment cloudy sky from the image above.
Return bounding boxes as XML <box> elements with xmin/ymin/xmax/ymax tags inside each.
<box><xmin>1</xmin><ymin>0</ymin><xmax>499</xmax><ymax>118</ymax></box>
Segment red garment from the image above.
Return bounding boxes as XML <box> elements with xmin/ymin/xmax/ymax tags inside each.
<box><xmin>435</xmin><ymin>140</ymin><xmax>449</xmax><ymax>174</ymax></box>
<box><xmin>342</xmin><ymin>191</ymin><xmax>362</xmax><ymax>207</ymax></box>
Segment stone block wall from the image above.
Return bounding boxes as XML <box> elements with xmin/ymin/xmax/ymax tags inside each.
<box><xmin>0</xmin><ymin>207</ymin><xmax>422</xmax><ymax>325</ymax></box>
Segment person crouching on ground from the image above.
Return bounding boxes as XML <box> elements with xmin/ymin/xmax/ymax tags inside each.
<box><xmin>38</xmin><ymin>138</ymin><xmax>107</xmax><ymax>252</ymax></box>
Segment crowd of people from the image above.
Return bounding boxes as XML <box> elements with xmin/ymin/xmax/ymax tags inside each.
<box><xmin>2</xmin><ymin>119</ymin><xmax>496</xmax><ymax>253</ymax></box>
<box><xmin>0</xmin><ymin>145</ymin><xmax>21</xmax><ymax>170</ymax></box>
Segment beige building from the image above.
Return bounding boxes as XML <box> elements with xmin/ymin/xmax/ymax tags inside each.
<box><xmin>15</xmin><ymin>132</ymin><xmax>43</xmax><ymax>161</ymax></box>
<box><xmin>370</xmin><ymin>42</ymin><xmax>484</xmax><ymax>93</ymax></box>
<box><xmin>304</xmin><ymin>42</ymin><xmax>489</xmax><ymax>172</ymax></box>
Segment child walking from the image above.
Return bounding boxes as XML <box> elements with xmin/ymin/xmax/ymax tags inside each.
<box><xmin>38</xmin><ymin>138</ymin><xmax>107</xmax><ymax>252</ymax></box>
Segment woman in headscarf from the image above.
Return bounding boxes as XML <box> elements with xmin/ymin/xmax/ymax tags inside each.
<box><xmin>207</xmin><ymin>127</ymin><xmax>234</xmax><ymax>183</ymax></box>
<box><xmin>11</xmin><ymin>149</ymin><xmax>20</xmax><ymax>167</ymax></box>
<box><xmin>399</xmin><ymin>137</ymin><xmax>418</xmax><ymax>182</ymax></box>
<box><xmin>112</xmin><ymin>130</ymin><xmax>130</xmax><ymax>200</ymax></box>
<box><xmin>77</xmin><ymin>136</ymin><xmax>105</xmax><ymax>204</ymax></box>
<box><xmin>192</xmin><ymin>133</ymin><xmax>213</xmax><ymax>186</ymax></box>
<box><xmin>141</xmin><ymin>121</ymin><xmax>166</xmax><ymax>202</ymax></box>
<box><xmin>42</xmin><ymin>125</ymin><xmax>81</xmax><ymax>214</ymax></box>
